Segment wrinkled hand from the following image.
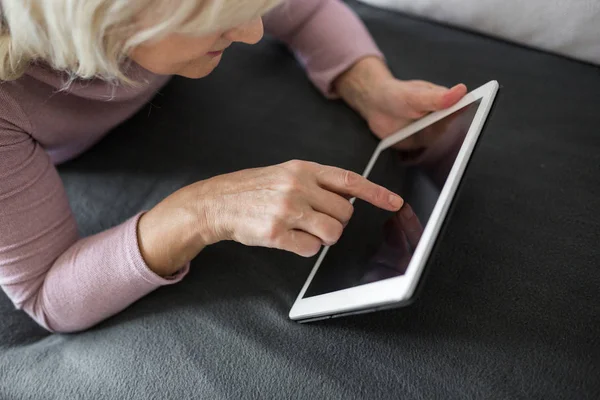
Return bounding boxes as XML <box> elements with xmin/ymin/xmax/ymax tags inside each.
<box><xmin>138</xmin><ymin>160</ymin><xmax>404</xmax><ymax>276</ymax></box>
<box><xmin>193</xmin><ymin>160</ymin><xmax>404</xmax><ymax>257</ymax></box>
<box><xmin>334</xmin><ymin>57</ymin><xmax>467</xmax><ymax>150</ymax></box>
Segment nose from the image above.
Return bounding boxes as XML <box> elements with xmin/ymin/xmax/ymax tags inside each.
<box><xmin>223</xmin><ymin>18</ymin><xmax>264</xmax><ymax>44</ymax></box>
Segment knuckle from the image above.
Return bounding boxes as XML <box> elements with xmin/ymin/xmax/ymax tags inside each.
<box><xmin>343</xmin><ymin>203</ymin><xmax>354</xmax><ymax>222</ymax></box>
<box><xmin>284</xmin><ymin>159</ymin><xmax>307</xmax><ymax>172</ymax></box>
<box><xmin>264</xmin><ymin>220</ymin><xmax>285</xmax><ymax>243</ymax></box>
<box><xmin>275</xmin><ymin>197</ymin><xmax>296</xmax><ymax>217</ymax></box>
<box><xmin>343</xmin><ymin>170</ymin><xmax>361</xmax><ymax>188</ymax></box>
<box><xmin>321</xmin><ymin>220</ymin><xmax>343</xmax><ymax>245</ymax></box>
<box><xmin>300</xmin><ymin>240</ymin><xmax>322</xmax><ymax>258</ymax></box>
<box><xmin>282</xmin><ymin>176</ymin><xmax>302</xmax><ymax>193</ymax></box>
<box><xmin>372</xmin><ymin>186</ymin><xmax>386</xmax><ymax>203</ymax></box>
<box><xmin>330</xmin><ymin>221</ymin><xmax>344</xmax><ymax>242</ymax></box>
<box><xmin>277</xmin><ymin>171</ymin><xmax>303</xmax><ymax>195</ymax></box>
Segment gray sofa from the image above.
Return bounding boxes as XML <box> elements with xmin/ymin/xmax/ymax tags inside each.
<box><xmin>1</xmin><ymin>2</ymin><xmax>599</xmax><ymax>399</ymax></box>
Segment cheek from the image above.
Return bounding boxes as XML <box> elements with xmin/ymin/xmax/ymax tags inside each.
<box><xmin>130</xmin><ymin>34</ymin><xmax>220</xmax><ymax>75</ymax></box>
<box><xmin>167</xmin><ymin>34</ymin><xmax>220</xmax><ymax>62</ymax></box>
<box><xmin>130</xmin><ymin>46</ymin><xmax>186</xmax><ymax>75</ymax></box>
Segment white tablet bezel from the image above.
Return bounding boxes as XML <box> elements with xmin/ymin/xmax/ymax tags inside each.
<box><xmin>289</xmin><ymin>80</ymin><xmax>499</xmax><ymax>321</ymax></box>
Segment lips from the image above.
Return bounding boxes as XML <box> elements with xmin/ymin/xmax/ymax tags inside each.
<box><xmin>207</xmin><ymin>50</ymin><xmax>224</xmax><ymax>57</ymax></box>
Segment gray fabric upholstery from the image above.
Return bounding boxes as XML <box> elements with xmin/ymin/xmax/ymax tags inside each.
<box><xmin>358</xmin><ymin>0</ymin><xmax>600</xmax><ymax>66</ymax></box>
<box><xmin>1</xmin><ymin>2</ymin><xmax>599</xmax><ymax>399</ymax></box>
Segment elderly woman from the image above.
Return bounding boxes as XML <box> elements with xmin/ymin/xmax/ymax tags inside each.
<box><xmin>0</xmin><ymin>0</ymin><xmax>466</xmax><ymax>332</ymax></box>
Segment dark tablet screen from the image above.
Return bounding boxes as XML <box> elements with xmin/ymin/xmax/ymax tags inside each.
<box><xmin>303</xmin><ymin>100</ymin><xmax>481</xmax><ymax>298</ymax></box>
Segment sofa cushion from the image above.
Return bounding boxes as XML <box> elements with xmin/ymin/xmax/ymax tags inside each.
<box><xmin>359</xmin><ymin>0</ymin><xmax>600</xmax><ymax>65</ymax></box>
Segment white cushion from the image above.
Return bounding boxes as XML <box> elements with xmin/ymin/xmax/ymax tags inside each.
<box><xmin>358</xmin><ymin>0</ymin><xmax>600</xmax><ymax>65</ymax></box>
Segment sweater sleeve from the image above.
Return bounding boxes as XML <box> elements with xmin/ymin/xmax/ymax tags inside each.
<box><xmin>263</xmin><ymin>0</ymin><xmax>384</xmax><ymax>97</ymax></box>
<box><xmin>0</xmin><ymin>94</ymin><xmax>188</xmax><ymax>333</ymax></box>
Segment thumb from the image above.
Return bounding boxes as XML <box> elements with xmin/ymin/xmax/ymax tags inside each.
<box><xmin>406</xmin><ymin>83</ymin><xmax>467</xmax><ymax>113</ymax></box>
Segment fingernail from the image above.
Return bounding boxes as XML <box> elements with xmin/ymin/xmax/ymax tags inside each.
<box><xmin>452</xmin><ymin>83</ymin><xmax>467</xmax><ymax>91</ymax></box>
<box><xmin>388</xmin><ymin>193</ymin><xmax>403</xmax><ymax>208</ymax></box>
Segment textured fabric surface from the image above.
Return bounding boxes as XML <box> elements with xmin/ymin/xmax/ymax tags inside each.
<box><xmin>0</xmin><ymin>0</ymin><xmax>381</xmax><ymax>333</ymax></box>
<box><xmin>358</xmin><ymin>0</ymin><xmax>600</xmax><ymax>66</ymax></box>
<box><xmin>1</xmin><ymin>2</ymin><xmax>599</xmax><ymax>398</ymax></box>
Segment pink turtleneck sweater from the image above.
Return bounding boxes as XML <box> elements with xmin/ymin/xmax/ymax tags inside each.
<box><xmin>0</xmin><ymin>0</ymin><xmax>382</xmax><ymax>332</ymax></box>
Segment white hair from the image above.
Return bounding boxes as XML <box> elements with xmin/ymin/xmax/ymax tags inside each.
<box><xmin>0</xmin><ymin>0</ymin><xmax>282</xmax><ymax>83</ymax></box>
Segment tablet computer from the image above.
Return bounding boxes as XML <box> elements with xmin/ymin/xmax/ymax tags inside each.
<box><xmin>289</xmin><ymin>80</ymin><xmax>499</xmax><ymax>322</ymax></box>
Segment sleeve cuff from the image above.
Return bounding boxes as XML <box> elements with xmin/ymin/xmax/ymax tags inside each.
<box><xmin>316</xmin><ymin>51</ymin><xmax>386</xmax><ymax>99</ymax></box>
<box><xmin>126</xmin><ymin>212</ymin><xmax>190</xmax><ymax>287</ymax></box>
<box><xmin>291</xmin><ymin>0</ymin><xmax>386</xmax><ymax>98</ymax></box>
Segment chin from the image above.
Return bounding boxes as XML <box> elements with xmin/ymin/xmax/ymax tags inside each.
<box><xmin>181</xmin><ymin>70</ymin><xmax>214</xmax><ymax>79</ymax></box>
<box><xmin>180</xmin><ymin>56</ymin><xmax>221</xmax><ymax>79</ymax></box>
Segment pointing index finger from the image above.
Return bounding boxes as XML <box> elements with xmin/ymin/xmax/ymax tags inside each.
<box><xmin>316</xmin><ymin>166</ymin><xmax>403</xmax><ymax>211</ymax></box>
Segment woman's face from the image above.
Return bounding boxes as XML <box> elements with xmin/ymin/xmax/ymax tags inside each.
<box><xmin>130</xmin><ymin>18</ymin><xmax>264</xmax><ymax>78</ymax></box>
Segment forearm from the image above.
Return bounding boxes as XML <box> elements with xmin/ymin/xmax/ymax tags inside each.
<box><xmin>17</xmin><ymin>183</ymin><xmax>219</xmax><ymax>332</ymax></box>
<box><xmin>23</xmin><ymin>214</ymin><xmax>189</xmax><ymax>332</ymax></box>
<box><xmin>333</xmin><ymin>56</ymin><xmax>392</xmax><ymax>119</ymax></box>
<box><xmin>0</xmin><ymin>134</ymin><xmax>191</xmax><ymax>332</ymax></box>
<box><xmin>138</xmin><ymin>185</ymin><xmax>211</xmax><ymax>277</ymax></box>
